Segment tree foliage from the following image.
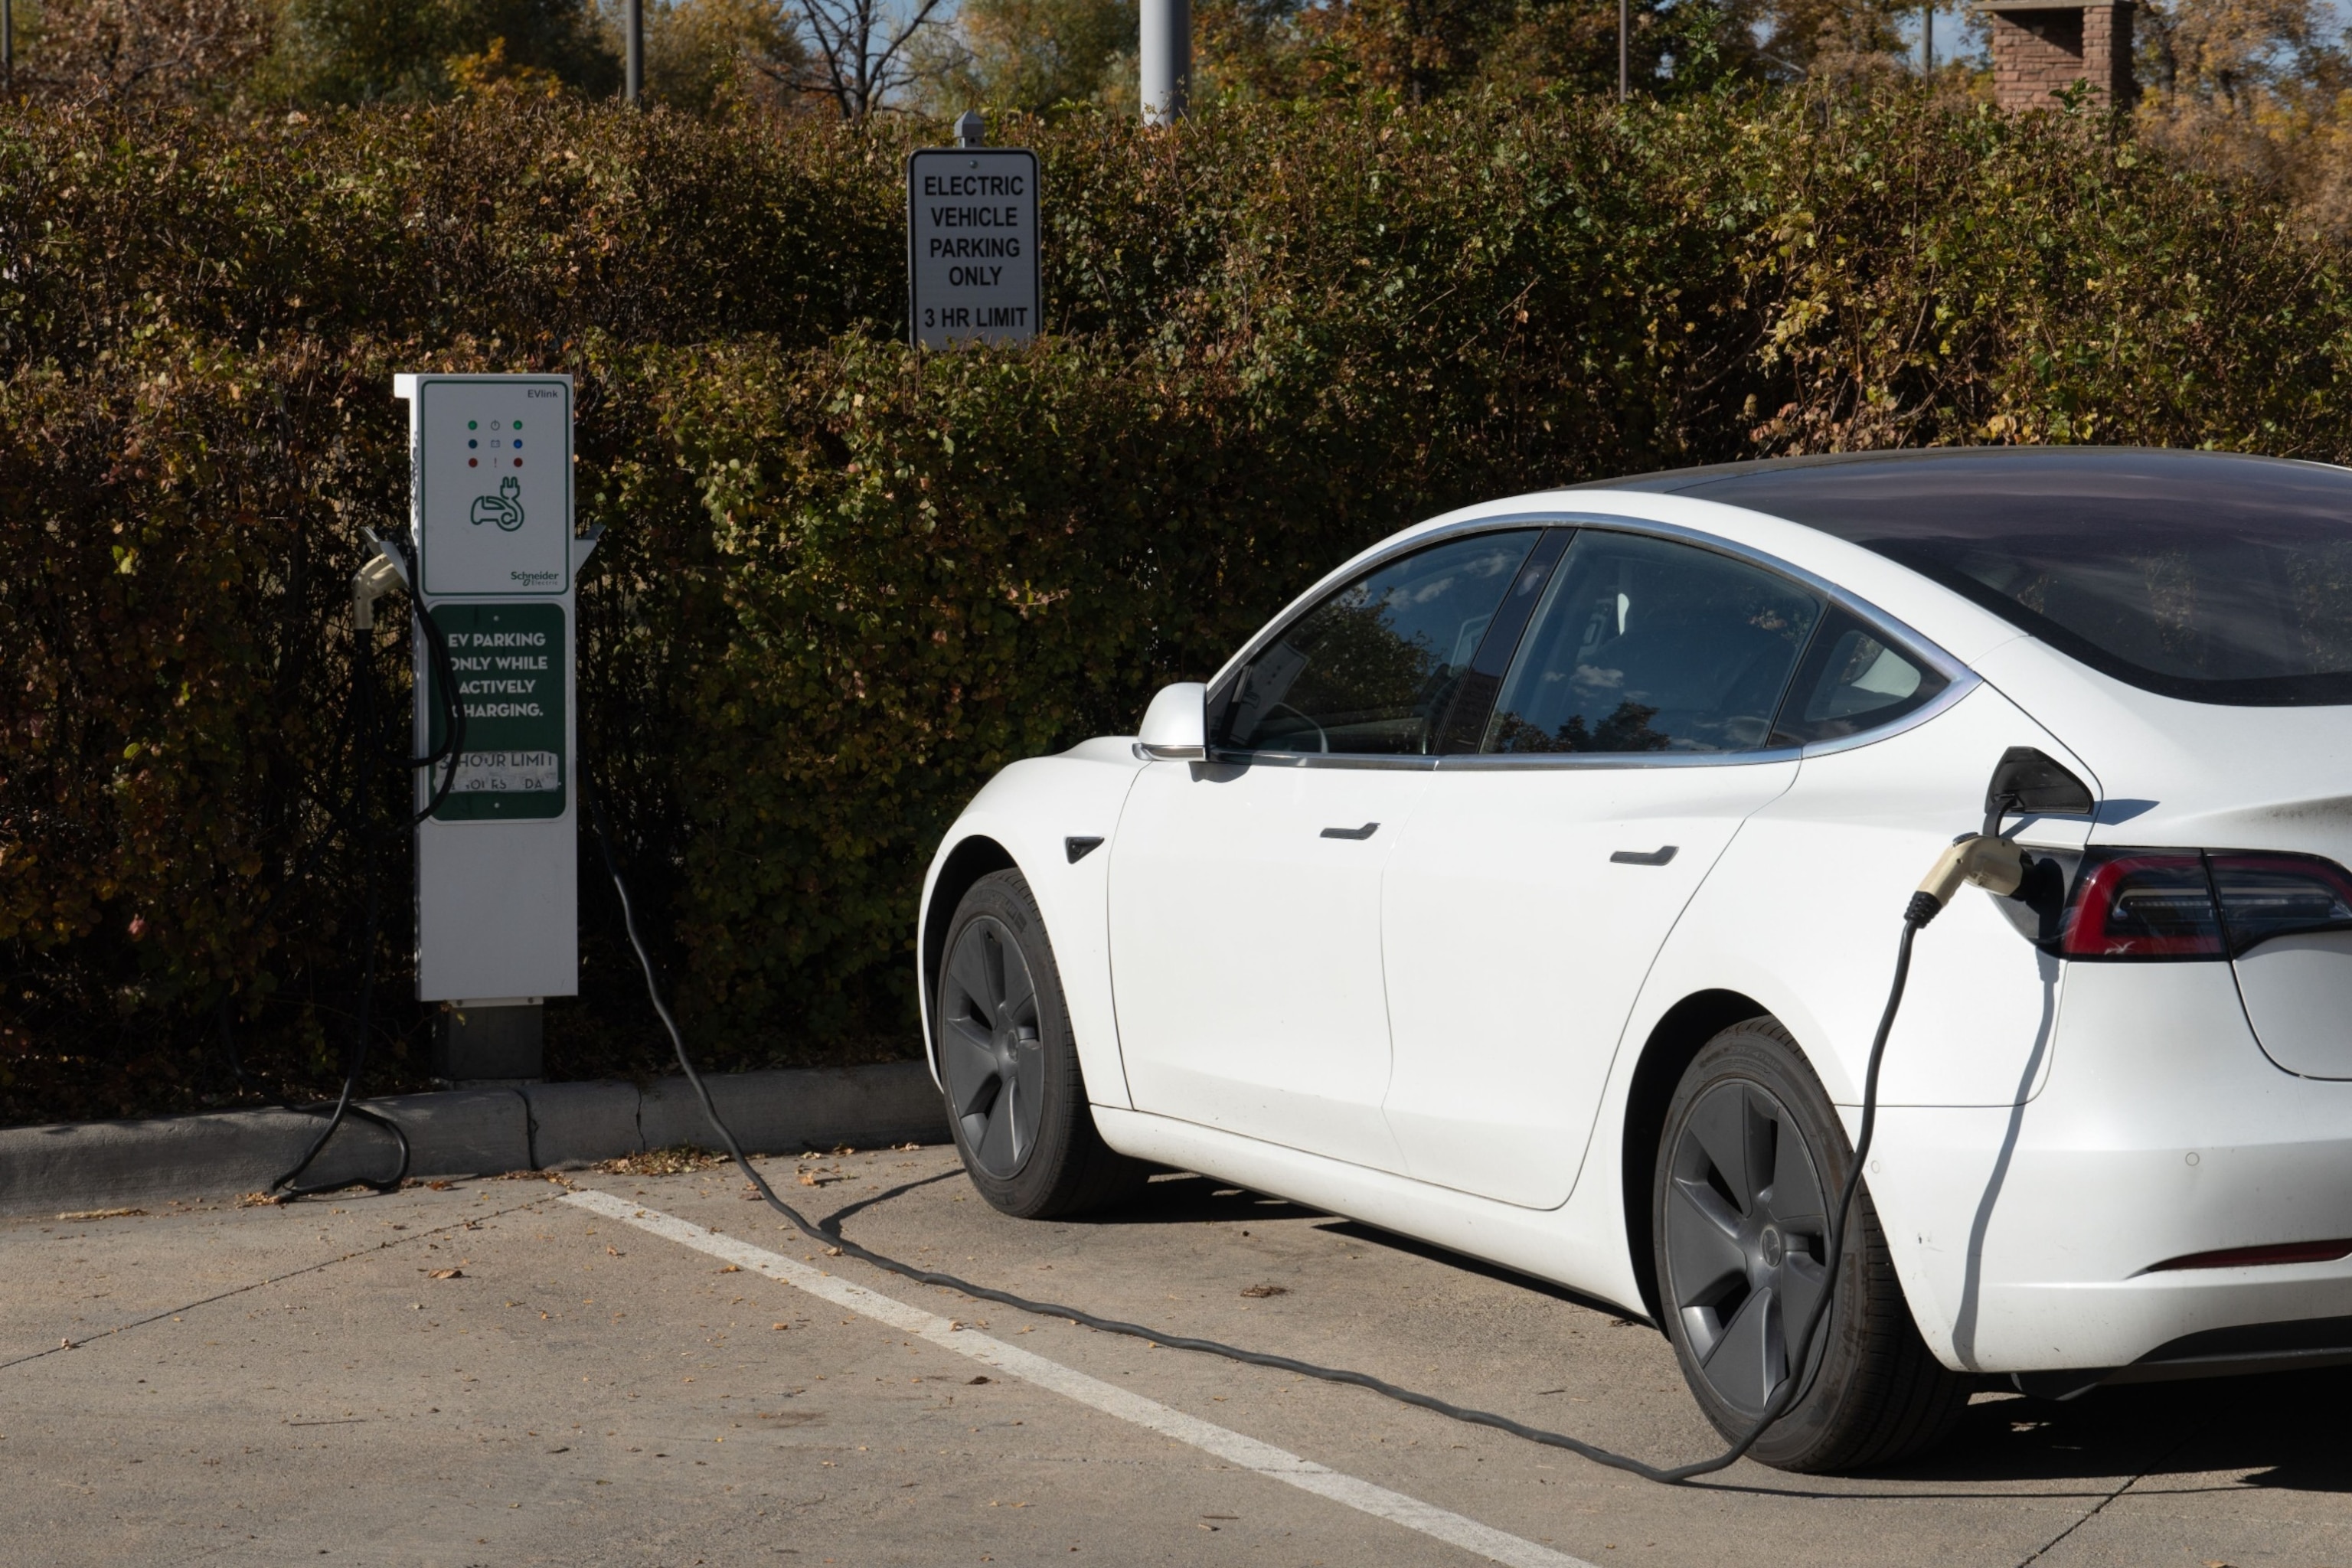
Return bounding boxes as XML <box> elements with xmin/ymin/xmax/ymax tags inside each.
<box><xmin>9</xmin><ymin>90</ymin><xmax>2352</xmax><ymax>1122</ymax></box>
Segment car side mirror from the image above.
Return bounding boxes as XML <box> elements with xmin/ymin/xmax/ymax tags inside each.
<box><xmin>1135</xmin><ymin>681</ymin><xmax>1208</xmax><ymax>761</ymax></box>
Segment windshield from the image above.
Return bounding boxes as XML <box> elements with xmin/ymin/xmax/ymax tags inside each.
<box><xmin>1668</xmin><ymin>450</ymin><xmax>2352</xmax><ymax>706</ymax></box>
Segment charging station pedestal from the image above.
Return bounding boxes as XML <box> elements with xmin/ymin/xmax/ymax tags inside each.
<box><xmin>393</xmin><ymin>374</ymin><xmax>598</xmax><ymax>1082</ymax></box>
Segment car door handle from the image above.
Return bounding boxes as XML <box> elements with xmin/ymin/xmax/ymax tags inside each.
<box><xmin>1609</xmin><ymin>845</ymin><xmax>1678</xmax><ymax>866</ymax></box>
<box><xmin>1320</xmin><ymin>822</ymin><xmax>1380</xmax><ymax>841</ymax></box>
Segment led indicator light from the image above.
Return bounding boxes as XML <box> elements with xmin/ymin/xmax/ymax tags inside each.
<box><xmin>468</xmin><ymin>439</ymin><xmax>478</xmax><ymax>448</ymax></box>
<box><xmin>514</xmin><ymin>458</ymin><xmax>524</xmax><ymax>468</ymax></box>
<box><xmin>468</xmin><ymin>458</ymin><xmax>478</xmax><ymax>467</ymax></box>
<box><xmin>468</xmin><ymin>420</ymin><xmax>477</xmax><ymax>430</ymax></box>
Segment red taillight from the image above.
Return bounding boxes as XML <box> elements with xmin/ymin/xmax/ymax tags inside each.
<box><xmin>2059</xmin><ymin>854</ymin><xmax>2224</xmax><ymax>959</ymax></box>
<box><xmin>2208</xmin><ymin>851</ymin><xmax>2352</xmax><ymax>954</ymax></box>
<box><xmin>2148</xmin><ymin>1238</ymin><xmax>2352</xmax><ymax>1271</ymax></box>
<box><xmin>2053</xmin><ymin>848</ymin><xmax>2352</xmax><ymax>960</ymax></box>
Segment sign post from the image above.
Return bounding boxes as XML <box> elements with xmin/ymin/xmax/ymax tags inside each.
<box><xmin>393</xmin><ymin>372</ymin><xmax>599</xmax><ymax>1080</ymax></box>
<box><xmin>906</xmin><ymin>135</ymin><xmax>1040</xmax><ymax>351</ymax></box>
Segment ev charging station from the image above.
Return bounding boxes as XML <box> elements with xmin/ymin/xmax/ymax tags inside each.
<box><xmin>387</xmin><ymin>373</ymin><xmax>599</xmax><ymax>1080</ymax></box>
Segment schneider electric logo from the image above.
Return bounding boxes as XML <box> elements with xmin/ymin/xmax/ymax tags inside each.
<box><xmin>511</xmin><ymin>568</ymin><xmax>562</xmax><ymax>586</ymax></box>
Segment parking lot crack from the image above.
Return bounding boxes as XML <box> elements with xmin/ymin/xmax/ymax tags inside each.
<box><xmin>2012</xmin><ymin>1426</ymin><xmax>2198</xmax><ymax>1567</ymax></box>
<box><xmin>0</xmin><ymin>1195</ymin><xmax>559</xmax><ymax>1373</ymax></box>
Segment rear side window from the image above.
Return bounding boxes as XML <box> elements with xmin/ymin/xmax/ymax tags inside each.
<box><xmin>1222</xmin><ymin>530</ymin><xmax>1543</xmax><ymax>755</ymax></box>
<box><xmin>1484</xmin><ymin>532</ymin><xmax>1821</xmax><ymax>754</ymax></box>
<box><xmin>1674</xmin><ymin>451</ymin><xmax>2352</xmax><ymax>706</ymax></box>
<box><xmin>1769</xmin><ymin>607</ymin><xmax>1949</xmax><ymax>746</ymax></box>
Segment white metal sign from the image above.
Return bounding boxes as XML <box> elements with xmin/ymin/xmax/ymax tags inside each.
<box><xmin>394</xmin><ymin>372</ymin><xmax>593</xmax><ymax>1005</ymax></box>
<box><xmin>906</xmin><ymin>147</ymin><xmax>1040</xmax><ymax>350</ymax></box>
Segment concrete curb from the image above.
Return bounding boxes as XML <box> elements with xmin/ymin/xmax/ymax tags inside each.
<box><xmin>0</xmin><ymin>1061</ymin><xmax>946</xmax><ymax>1217</ymax></box>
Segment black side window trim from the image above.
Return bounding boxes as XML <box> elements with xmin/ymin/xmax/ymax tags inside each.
<box><xmin>1430</xmin><ymin>528</ymin><xmax>1574</xmax><ymax>753</ymax></box>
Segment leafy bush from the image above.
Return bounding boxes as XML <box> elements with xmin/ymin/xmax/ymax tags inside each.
<box><xmin>5</xmin><ymin>89</ymin><xmax>2352</xmax><ymax>1123</ymax></box>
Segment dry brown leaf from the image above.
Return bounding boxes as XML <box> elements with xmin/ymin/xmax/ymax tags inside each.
<box><xmin>56</xmin><ymin>1207</ymin><xmax>144</xmax><ymax>1221</ymax></box>
<box><xmin>427</xmin><ymin>1268</ymin><xmax>464</xmax><ymax>1279</ymax></box>
<box><xmin>1240</xmin><ymin>1284</ymin><xmax>1289</xmax><ymax>1298</ymax></box>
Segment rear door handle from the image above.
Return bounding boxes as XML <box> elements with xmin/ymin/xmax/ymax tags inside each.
<box><xmin>1609</xmin><ymin>845</ymin><xmax>1678</xmax><ymax>866</ymax></box>
<box><xmin>1321</xmin><ymin>822</ymin><xmax>1380</xmax><ymax>841</ymax></box>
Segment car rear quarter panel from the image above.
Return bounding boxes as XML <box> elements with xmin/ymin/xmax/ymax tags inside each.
<box><xmin>1573</xmin><ymin>681</ymin><xmax>2101</xmax><ymax>1347</ymax></box>
<box><xmin>918</xmin><ymin>737</ymin><xmax>1148</xmax><ymax>1111</ymax></box>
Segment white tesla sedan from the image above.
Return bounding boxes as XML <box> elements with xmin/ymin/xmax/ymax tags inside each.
<box><xmin>916</xmin><ymin>448</ymin><xmax>2352</xmax><ymax>1471</ymax></box>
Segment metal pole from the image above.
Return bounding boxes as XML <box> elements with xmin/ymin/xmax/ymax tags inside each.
<box><xmin>1618</xmin><ymin>0</ymin><xmax>1628</xmax><ymax>100</ymax></box>
<box><xmin>624</xmin><ymin>0</ymin><xmax>642</xmax><ymax>103</ymax></box>
<box><xmin>956</xmin><ymin>108</ymin><xmax>985</xmax><ymax>147</ymax></box>
<box><xmin>1141</xmin><ymin>0</ymin><xmax>1190</xmax><ymax>125</ymax></box>
<box><xmin>3</xmin><ymin>0</ymin><xmax>13</xmax><ymax>97</ymax></box>
<box><xmin>1922</xmin><ymin>1</ymin><xmax>1933</xmax><ymax>72</ymax></box>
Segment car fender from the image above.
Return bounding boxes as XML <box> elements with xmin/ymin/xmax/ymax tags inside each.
<box><xmin>917</xmin><ymin>736</ymin><xmax>1150</xmax><ymax>1112</ymax></box>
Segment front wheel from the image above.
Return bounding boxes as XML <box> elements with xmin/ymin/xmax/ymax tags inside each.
<box><xmin>1653</xmin><ymin>1018</ymin><xmax>1968</xmax><ymax>1472</ymax></box>
<box><xmin>936</xmin><ymin>869</ymin><xmax>1149</xmax><ymax>1219</ymax></box>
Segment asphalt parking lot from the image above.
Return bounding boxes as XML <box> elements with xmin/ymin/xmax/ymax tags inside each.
<box><xmin>5</xmin><ymin>1143</ymin><xmax>2348</xmax><ymax>1568</ymax></box>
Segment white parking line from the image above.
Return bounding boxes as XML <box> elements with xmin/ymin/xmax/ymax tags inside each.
<box><xmin>565</xmin><ymin>1187</ymin><xmax>1596</xmax><ymax>1568</ymax></box>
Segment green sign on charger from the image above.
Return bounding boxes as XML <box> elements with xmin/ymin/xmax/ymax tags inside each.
<box><xmin>426</xmin><ymin>602</ymin><xmax>567</xmax><ymax>822</ymax></box>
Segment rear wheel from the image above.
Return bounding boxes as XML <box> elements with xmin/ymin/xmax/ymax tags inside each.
<box><xmin>1653</xmin><ymin>1018</ymin><xmax>1968</xmax><ymax>1472</ymax></box>
<box><xmin>936</xmin><ymin>869</ymin><xmax>1149</xmax><ymax>1219</ymax></box>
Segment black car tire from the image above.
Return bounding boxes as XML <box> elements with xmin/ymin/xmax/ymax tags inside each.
<box><xmin>936</xmin><ymin>869</ymin><xmax>1150</xmax><ymax>1219</ymax></box>
<box><xmin>1653</xmin><ymin>1017</ymin><xmax>1970</xmax><ymax>1472</ymax></box>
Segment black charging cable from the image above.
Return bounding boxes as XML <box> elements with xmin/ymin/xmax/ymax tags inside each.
<box><xmin>584</xmin><ymin>753</ymin><xmax>1934</xmax><ymax>1485</ymax></box>
<box><xmin>397</xmin><ymin>547</ymin><xmax>469</xmax><ymax>825</ymax></box>
<box><xmin>262</xmin><ymin>555</ymin><xmax>474</xmax><ymax>1200</ymax></box>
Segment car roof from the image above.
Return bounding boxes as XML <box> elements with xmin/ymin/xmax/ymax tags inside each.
<box><xmin>1214</xmin><ymin>448</ymin><xmax>2352</xmax><ymax>697</ymax></box>
<box><xmin>1573</xmin><ymin>445</ymin><xmax>2349</xmax><ymax>497</ymax></box>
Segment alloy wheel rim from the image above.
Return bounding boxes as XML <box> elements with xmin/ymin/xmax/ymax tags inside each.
<box><xmin>939</xmin><ymin>916</ymin><xmax>1047</xmax><ymax>1179</ymax></box>
<box><xmin>1662</xmin><ymin>1080</ymin><xmax>1832</xmax><ymax>1418</ymax></box>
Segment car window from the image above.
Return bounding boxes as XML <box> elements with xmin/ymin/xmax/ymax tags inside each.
<box><xmin>1670</xmin><ymin>450</ymin><xmax>2352</xmax><ymax>706</ymax></box>
<box><xmin>1222</xmin><ymin>530</ymin><xmax>1543</xmax><ymax>755</ymax></box>
<box><xmin>1483</xmin><ymin>532</ymin><xmax>1821</xmax><ymax>755</ymax></box>
<box><xmin>1769</xmin><ymin>607</ymin><xmax>1949</xmax><ymax>746</ymax></box>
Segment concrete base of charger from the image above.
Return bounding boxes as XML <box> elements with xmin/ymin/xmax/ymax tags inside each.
<box><xmin>0</xmin><ymin>1061</ymin><xmax>947</xmax><ymax>1217</ymax></box>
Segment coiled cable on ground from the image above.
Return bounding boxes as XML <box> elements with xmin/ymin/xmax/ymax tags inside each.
<box><xmin>583</xmin><ymin>756</ymin><xmax>1927</xmax><ymax>1485</ymax></box>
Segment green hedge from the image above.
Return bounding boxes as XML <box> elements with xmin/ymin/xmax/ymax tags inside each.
<box><xmin>6</xmin><ymin>90</ymin><xmax>2352</xmax><ymax>1122</ymax></box>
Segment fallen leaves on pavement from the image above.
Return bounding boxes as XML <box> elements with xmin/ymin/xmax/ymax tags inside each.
<box><xmin>598</xmin><ymin>1145</ymin><xmax>726</xmax><ymax>1177</ymax></box>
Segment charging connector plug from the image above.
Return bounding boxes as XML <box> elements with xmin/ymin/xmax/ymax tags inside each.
<box><xmin>1909</xmin><ymin>834</ymin><xmax>2030</xmax><ymax>926</ymax></box>
<box><xmin>352</xmin><ymin>549</ymin><xmax>404</xmax><ymax>631</ymax></box>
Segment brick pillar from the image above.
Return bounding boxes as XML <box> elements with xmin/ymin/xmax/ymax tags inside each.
<box><xmin>1982</xmin><ymin>2</ymin><xmax>2134</xmax><ymax>110</ymax></box>
<box><xmin>2082</xmin><ymin>2</ymin><xmax>2135</xmax><ymax>106</ymax></box>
